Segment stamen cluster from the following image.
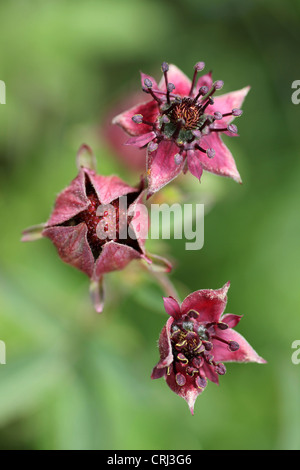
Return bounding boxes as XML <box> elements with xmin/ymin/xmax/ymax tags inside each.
<box><xmin>135</xmin><ymin>62</ymin><xmax>242</xmax><ymax>162</ymax></box>
<box><xmin>170</xmin><ymin>310</ymin><xmax>239</xmax><ymax>390</ymax></box>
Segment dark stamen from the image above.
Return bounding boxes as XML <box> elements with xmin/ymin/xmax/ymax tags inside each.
<box><xmin>222</xmin><ymin>109</ymin><xmax>243</xmax><ymax>118</ymax></box>
<box><xmin>189</xmin><ymin>61</ymin><xmax>205</xmax><ymax>97</ymax></box>
<box><xmin>200</xmin><ymin>80</ymin><xmax>223</xmax><ymax>105</ymax></box>
<box><xmin>212</xmin><ymin>335</ymin><xmax>240</xmax><ymax>352</ymax></box>
<box><xmin>161</xmin><ymin>62</ymin><xmax>170</xmax><ymax>103</ymax></box>
<box><xmin>210</xmin><ymin>124</ymin><xmax>238</xmax><ymax>134</ymax></box>
<box><xmin>132</xmin><ymin>114</ymin><xmax>155</xmax><ymax>127</ymax></box>
<box><xmin>206</xmin><ymin>148</ymin><xmax>215</xmax><ymax>159</ymax></box>
<box><xmin>214</xmin><ymin>111</ymin><xmax>223</xmax><ymax>120</ymax></box>
<box><xmin>174</xmin><ymin>153</ymin><xmax>184</xmax><ymax>165</ymax></box>
<box><xmin>148</xmin><ymin>141</ymin><xmax>158</xmax><ymax>152</ymax></box>
<box><xmin>200</xmin><ymin>96</ymin><xmax>214</xmax><ymax>113</ymax></box>
<box><xmin>199</xmin><ymin>116</ymin><xmax>213</xmax><ymax>132</ymax></box>
<box><xmin>142</xmin><ymin>80</ymin><xmax>162</xmax><ymax>104</ymax></box>
<box><xmin>215</xmin><ymin>363</ymin><xmax>226</xmax><ymax>375</ymax></box>
<box><xmin>193</xmin><ymin>86</ymin><xmax>209</xmax><ymax>103</ymax></box>
<box><xmin>194</xmin><ymin>143</ymin><xmax>207</xmax><ymax>153</ymax></box>
<box><xmin>166</xmin><ymin>82</ymin><xmax>175</xmax><ymax>105</ymax></box>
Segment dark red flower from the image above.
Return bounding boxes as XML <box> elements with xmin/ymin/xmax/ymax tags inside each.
<box><xmin>22</xmin><ymin>145</ymin><xmax>171</xmax><ymax>312</ymax></box>
<box><xmin>113</xmin><ymin>62</ymin><xmax>249</xmax><ymax>197</ymax></box>
<box><xmin>151</xmin><ymin>282</ymin><xmax>266</xmax><ymax>414</ymax></box>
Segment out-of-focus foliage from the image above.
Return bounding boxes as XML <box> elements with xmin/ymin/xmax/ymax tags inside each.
<box><xmin>0</xmin><ymin>0</ymin><xmax>300</xmax><ymax>450</ymax></box>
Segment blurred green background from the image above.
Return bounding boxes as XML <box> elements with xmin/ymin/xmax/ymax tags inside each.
<box><xmin>0</xmin><ymin>0</ymin><xmax>300</xmax><ymax>450</ymax></box>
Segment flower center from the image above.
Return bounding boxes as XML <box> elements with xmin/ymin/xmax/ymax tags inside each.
<box><xmin>169</xmin><ymin>312</ymin><xmax>240</xmax><ymax>390</ymax></box>
<box><xmin>168</xmin><ymin>98</ymin><xmax>202</xmax><ymax>130</ymax></box>
<box><xmin>64</xmin><ymin>178</ymin><xmax>140</xmax><ymax>259</ymax></box>
<box><xmin>135</xmin><ymin>62</ymin><xmax>243</xmax><ymax>159</ymax></box>
<box><xmin>75</xmin><ymin>191</ymin><xmax>121</xmax><ymax>257</ymax></box>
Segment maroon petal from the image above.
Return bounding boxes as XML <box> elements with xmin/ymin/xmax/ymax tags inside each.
<box><xmin>221</xmin><ymin>313</ymin><xmax>243</xmax><ymax>328</ymax></box>
<box><xmin>141</xmin><ymin>72</ymin><xmax>159</xmax><ymax>91</ymax></box>
<box><xmin>165</xmin><ymin>366</ymin><xmax>206</xmax><ymax>415</ymax></box>
<box><xmin>151</xmin><ymin>317</ymin><xmax>174</xmax><ymax>375</ymax></box>
<box><xmin>43</xmin><ymin>224</ymin><xmax>94</xmax><ymax>278</ymax></box>
<box><xmin>112</xmin><ymin>100</ymin><xmax>159</xmax><ymax>136</ymax></box>
<box><xmin>163</xmin><ymin>296</ymin><xmax>181</xmax><ymax>320</ymax></box>
<box><xmin>125</xmin><ymin>132</ymin><xmax>156</xmax><ymax>148</ymax></box>
<box><xmin>87</xmin><ymin>171</ymin><xmax>137</xmax><ymax>205</ymax></box>
<box><xmin>181</xmin><ymin>282</ymin><xmax>230</xmax><ymax>323</ymax></box>
<box><xmin>46</xmin><ymin>169</ymin><xmax>90</xmax><ymax>226</ymax></box>
<box><xmin>146</xmin><ymin>141</ymin><xmax>185</xmax><ymax>197</ymax></box>
<box><xmin>94</xmin><ymin>241</ymin><xmax>141</xmax><ymax>277</ymax></box>
<box><xmin>151</xmin><ymin>365</ymin><xmax>167</xmax><ymax>380</ymax></box>
<box><xmin>158</xmin><ymin>64</ymin><xmax>191</xmax><ymax>97</ymax></box>
<box><xmin>127</xmin><ymin>189</ymin><xmax>149</xmax><ymax>252</ymax></box>
<box><xmin>194</xmin><ymin>72</ymin><xmax>213</xmax><ymax>94</ymax></box>
<box><xmin>211</xmin><ymin>86</ymin><xmax>250</xmax><ymax>126</ymax></box>
<box><xmin>196</xmin><ymin>133</ymin><xmax>242</xmax><ymax>183</ymax></box>
<box><xmin>201</xmin><ymin>361</ymin><xmax>219</xmax><ymax>385</ymax></box>
<box><xmin>213</xmin><ymin>329</ymin><xmax>267</xmax><ymax>364</ymax></box>
<box><xmin>187</xmin><ymin>150</ymin><xmax>203</xmax><ymax>181</ymax></box>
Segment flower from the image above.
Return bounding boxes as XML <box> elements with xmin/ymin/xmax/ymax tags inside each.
<box><xmin>113</xmin><ymin>62</ymin><xmax>249</xmax><ymax>197</ymax></box>
<box><xmin>22</xmin><ymin>145</ymin><xmax>172</xmax><ymax>312</ymax></box>
<box><xmin>151</xmin><ymin>282</ymin><xmax>266</xmax><ymax>414</ymax></box>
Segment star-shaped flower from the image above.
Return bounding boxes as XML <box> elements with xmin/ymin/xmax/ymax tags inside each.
<box><xmin>22</xmin><ymin>145</ymin><xmax>172</xmax><ymax>312</ymax></box>
<box><xmin>151</xmin><ymin>282</ymin><xmax>266</xmax><ymax>414</ymax></box>
<box><xmin>113</xmin><ymin>62</ymin><xmax>249</xmax><ymax>197</ymax></box>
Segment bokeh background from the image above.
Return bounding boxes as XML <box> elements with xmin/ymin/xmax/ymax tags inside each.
<box><xmin>0</xmin><ymin>0</ymin><xmax>300</xmax><ymax>450</ymax></box>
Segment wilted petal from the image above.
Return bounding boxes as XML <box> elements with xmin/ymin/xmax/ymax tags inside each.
<box><xmin>94</xmin><ymin>241</ymin><xmax>141</xmax><ymax>277</ymax></box>
<box><xmin>181</xmin><ymin>282</ymin><xmax>230</xmax><ymax>323</ymax></box>
<box><xmin>127</xmin><ymin>189</ymin><xmax>149</xmax><ymax>252</ymax></box>
<box><xmin>196</xmin><ymin>133</ymin><xmax>242</xmax><ymax>183</ymax></box>
<box><xmin>112</xmin><ymin>100</ymin><xmax>159</xmax><ymax>136</ymax></box>
<box><xmin>46</xmin><ymin>170</ymin><xmax>90</xmax><ymax>226</ymax></box>
<box><xmin>88</xmin><ymin>172</ymin><xmax>137</xmax><ymax>205</ymax></box>
<box><xmin>43</xmin><ymin>224</ymin><xmax>94</xmax><ymax>278</ymax></box>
